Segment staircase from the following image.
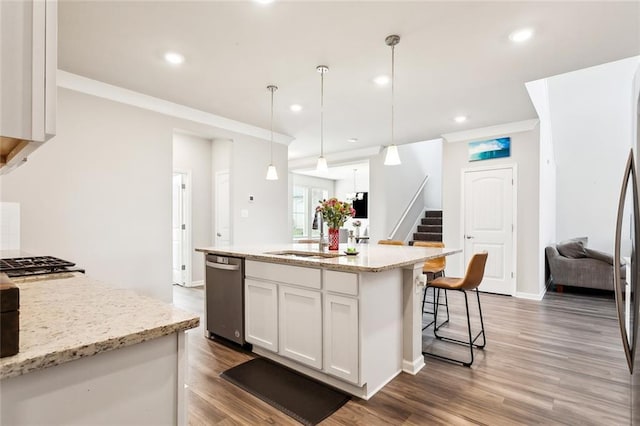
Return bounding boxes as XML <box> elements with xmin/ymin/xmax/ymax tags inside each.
<box><xmin>409</xmin><ymin>210</ymin><xmax>442</xmax><ymax>245</ymax></box>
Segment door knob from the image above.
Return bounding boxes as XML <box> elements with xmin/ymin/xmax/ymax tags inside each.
<box><xmin>217</xmin><ymin>232</ymin><xmax>222</xmax><ymax>237</ymax></box>
<box><xmin>465</xmin><ymin>235</ymin><xmax>474</xmax><ymax>239</ymax></box>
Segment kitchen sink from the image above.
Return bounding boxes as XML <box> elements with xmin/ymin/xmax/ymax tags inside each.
<box><xmin>264</xmin><ymin>250</ymin><xmax>344</xmax><ymax>259</ymax></box>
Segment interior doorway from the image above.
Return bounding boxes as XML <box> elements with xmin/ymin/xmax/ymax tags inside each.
<box><xmin>462</xmin><ymin>165</ymin><xmax>516</xmax><ymax>295</ymax></box>
<box><xmin>172</xmin><ymin>171</ymin><xmax>192</xmax><ymax>286</ymax></box>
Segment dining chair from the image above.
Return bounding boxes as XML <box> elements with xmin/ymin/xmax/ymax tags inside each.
<box><xmin>423</xmin><ymin>252</ymin><xmax>488</xmax><ymax>367</ymax></box>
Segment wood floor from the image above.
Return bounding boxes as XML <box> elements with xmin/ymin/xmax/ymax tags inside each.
<box><xmin>173</xmin><ymin>285</ymin><xmax>634</xmax><ymax>425</ymax></box>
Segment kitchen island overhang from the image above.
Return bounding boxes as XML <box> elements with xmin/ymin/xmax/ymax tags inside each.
<box><xmin>196</xmin><ymin>243</ymin><xmax>460</xmax><ymax>399</ymax></box>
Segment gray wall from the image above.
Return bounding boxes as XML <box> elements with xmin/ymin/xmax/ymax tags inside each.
<box><xmin>442</xmin><ymin>127</ymin><xmax>541</xmax><ymax>296</ymax></box>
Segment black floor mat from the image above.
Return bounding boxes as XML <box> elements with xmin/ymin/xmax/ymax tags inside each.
<box><xmin>220</xmin><ymin>357</ymin><xmax>350</xmax><ymax>425</ymax></box>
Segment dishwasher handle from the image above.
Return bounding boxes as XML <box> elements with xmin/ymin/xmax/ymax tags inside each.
<box><xmin>206</xmin><ymin>261</ymin><xmax>240</xmax><ymax>271</ymax></box>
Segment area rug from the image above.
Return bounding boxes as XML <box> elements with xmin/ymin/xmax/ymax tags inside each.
<box><xmin>220</xmin><ymin>357</ymin><xmax>350</xmax><ymax>425</ymax></box>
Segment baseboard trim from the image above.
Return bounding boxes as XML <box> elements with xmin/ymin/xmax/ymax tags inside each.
<box><xmin>187</xmin><ymin>280</ymin><xmax>204</xmax><ymax>288</ymax></box>
<box><xmin>402</xmin><ymin>356</ymin><xmax>425</xmax><ymax>375</ymax></box>
<box><xmin>515</xmin><ymin>287</ymin><xmax>547</xmax><ymax>301</ymax></box>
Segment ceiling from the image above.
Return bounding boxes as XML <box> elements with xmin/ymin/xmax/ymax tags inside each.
<box><xmin>58</xmin><ymin>1</ymin><xmax>640</xmax><ymax>160</ymax></box>
<box><xmin>293</xmin><ymin>161</ymin><xmax>369</xmax><ymax>181</ymax></box>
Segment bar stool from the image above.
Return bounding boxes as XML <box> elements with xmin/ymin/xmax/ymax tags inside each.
<box><xmin>413</xmin><ymin>241</ymin><xmax>449</xmax><ymax>330</ymax></box>
<box><xmin>377</xmin><ymin>239</ymin><xmax>404</xmax><ymax>245</ymax></box>
<box><xmin>423</xmin><ymin>252</ymin><xmax>488</xmax><ymax>367</ymax></box>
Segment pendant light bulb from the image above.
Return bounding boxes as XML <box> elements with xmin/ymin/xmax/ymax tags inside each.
<box><xmin>317</xmin><ymin>156</ymin><xmax>328</xmax><ymax>172</ymax></box>
<box><xmin>385</xmin><ymin>34</ymin><xmax>401</xmax><ymax>166</ymax></box>
<box><xmin>317</xmin><ymin>65</ymin><xmax>329</xmax><ymax>171</ymax></box>
<box><xmin>384</xmin><ymin>144</ymin><xmax>401</xmax><ymax>166</ymax></box>
<box><xmin>266</xmin><ymin>164</ymin><xmax>278</xmax><ymax>180</ymax></box>
<box><xmin>265</xmin><ymin>85</ymin><xmax>279</xmax><ymax>180</ymax></box>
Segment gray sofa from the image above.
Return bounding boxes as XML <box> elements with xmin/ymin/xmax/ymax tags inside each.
<box><xmin>545</xmin><ymin>238</ymin><xmax>625</xmax><ymax>291</ymax></box>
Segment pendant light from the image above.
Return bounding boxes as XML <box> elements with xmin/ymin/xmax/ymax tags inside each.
<box><xmin>316</xmin><ymin>65</ymin><xmax>329</xmax><ymax>172</ymax></box>
<box><xmin>265</xmin><ymin>85</ymin><xmax>279</xmax><ymax>180</ymax></box>
<box><xmin>384</xmin><ymin>34</ymin><xmax>402</xmax><ymax>166</ymax></box>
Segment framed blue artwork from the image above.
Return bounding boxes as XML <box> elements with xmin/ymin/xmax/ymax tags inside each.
<box><xmin>468</xmin><ymin>137</ymin><xmax>511</xmax><ymax>162</ymax></box>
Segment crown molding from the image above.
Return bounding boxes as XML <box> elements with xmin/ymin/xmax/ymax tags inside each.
<box><xmin>288</xmin><ymin>146</ymin><xmax>383</xmax><ymax>170</ymax></box>
<box><xmin>441</xmin><ymin>119</ymin><xmax>539</xmax><ymax>144</ymax></box>
<box><xmin>57</xmin><ymin>70</ymin><xmax>294</xmax><ymax>145</ymax></box>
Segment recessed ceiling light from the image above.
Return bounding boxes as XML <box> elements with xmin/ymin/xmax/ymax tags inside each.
<box><xmin>164</xmin><ymin>52</ymin><xmax>184</xmax><ymax>65</ymax></box>
<box><xmin>454</xmin><ymin>116</ymin><xmax>467</xmax><ymax>123</ymax></box>
<box><xmin>347</xmin><ymin>138</ymin><xmax>358</xmax><ymax>143</ymax></box>
<box><xmin>290</xmin><ymin>104</ymin><xmax>302</xmax><ymax>112</ymax></box>
<box><xmin>374</xmin><ymin>75</ymin><xmax>390</xmax><ymax>86</ymax></box>
<box><xmin>509</xmin><ymin>28</ymin><xmax>534</xmax><ymax>43</ymax></box>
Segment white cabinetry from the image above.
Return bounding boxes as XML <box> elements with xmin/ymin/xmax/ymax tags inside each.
<box><xmin>279</xmin><ymin>285</ymin><xmax>322</xmax><ymax>369</ymax></box>
<box><xmin>324</xmin><ymin>294</ymin><xmax>359</xmax><ymax>383</ymax></box>
<box><xmin>245</xmin><ymin>278</ymin><xmax>278</xmax><ymax>352</ymax></box>
<box><xmin>0</xmin><ymin>0</ymin><xmax>57</xmax><ymax>171</ymax></box>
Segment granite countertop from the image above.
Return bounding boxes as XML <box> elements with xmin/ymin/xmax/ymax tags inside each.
<box><xmin>196</xmin><ymin>243</ymin><xmax>461</xmax><ymax>273</ymax></box>
<box><xmin>0</xmin><ymin>274</ymin><xmax>200</xmax><ymax>380</ymax></box>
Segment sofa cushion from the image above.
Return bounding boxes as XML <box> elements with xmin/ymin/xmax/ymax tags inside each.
<box><xmin>557</xmin><ymin>240</ymin><xmax>587</xmax><ymax>258</ymax></box>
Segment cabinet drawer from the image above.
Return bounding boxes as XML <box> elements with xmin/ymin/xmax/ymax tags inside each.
<box><xmin>324</xmin><ymin>270</ymin><xmax>358</xmax><ymax>296</ymax></box>
<box><xmin>246</xmin><ymin>260</ymin><xmax>321</xmax><ymax>289</ymax></box>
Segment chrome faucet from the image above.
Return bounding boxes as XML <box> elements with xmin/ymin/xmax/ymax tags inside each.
<box><xmin>317</xmin><ymin>211</ymin><xmax>324</xmax><ymax>252</ymax></box>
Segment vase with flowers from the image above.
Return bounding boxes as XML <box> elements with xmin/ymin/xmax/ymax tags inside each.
<box><xmin>316</xmin><ymin>198</ymin><xmax>356</xmax><ymax>250</ymax></box>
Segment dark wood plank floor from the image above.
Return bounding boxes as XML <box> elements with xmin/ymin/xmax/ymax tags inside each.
<box><xmin>173</xmin><ymin>285</ymin><xmax>633</xmax><ymax>425</ymax></box>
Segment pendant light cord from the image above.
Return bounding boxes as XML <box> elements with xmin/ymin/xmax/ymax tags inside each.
<box><xmin>270</xmin><ymin>87</ymin><xmax>274</xmax><ymax>164</ymax></box>
<box><xmin>320</xmin><ymin>70</ymin><xmax>324</xmax><ymax>158</ymax></box>
<box><xmin>391</xmin><ymin>43</ymin><xmax>395</xmax><ymax>146</ymax></box>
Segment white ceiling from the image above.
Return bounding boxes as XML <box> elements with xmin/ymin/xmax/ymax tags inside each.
<box><xmin>58</xmin><ymin>1</ymin><xmax>640</xmax><ymax>160</ymax></box>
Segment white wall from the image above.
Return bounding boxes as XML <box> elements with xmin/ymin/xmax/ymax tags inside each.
<box><xmin>231</xmin><ymin>135</ymin><xmax>289</xmax><ymax>245</ymax></box>
<box><xmin>442</xmin><ymin>126</ymin><xmax>541</xmax><ymax>296</ymax></box>
<box><xmin>547</xmin><ymin>56</ymin><xmax>639</xmax><ymax>253</ymax></box>
<box><xmin>211</xmin><ymin>138</ymin><xmax>232</xmax><ymax>244</ymax></box>
<box><xmin>0</xmin><ymin>88</ymin><xmax>290</xmax><ymax>302</ymax></box>
<box><xmin>369</xmin><ymin>139</ymin><xmax>442</xmax><ymax>242</ymax></box>
<box><xmin>526</xmin><ymin>78</ymin><xmax>557</xmax><ymax>293</ymax></box>
<box><xmin>173</xmin><ymin>132</ymin><xmax>212</xmax><ymax>285</ymax></box>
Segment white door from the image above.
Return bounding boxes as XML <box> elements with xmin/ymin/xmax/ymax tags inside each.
<box><xmin>215</xmin><ymin>171</ymin><xmax>230</xmax><ymax>246</ymax></box>
<box><xmin>172</xmin><ymin>173</ymin><xmax>186</xmax><ymax>285</ymax></box>
<box><xmin>324</xmin><ymin>294</ymin><xmax>359</xmax><ymax>384</ymax></box>
<box><xmin>463</xmin><ymin>167</ymin><xmax>515</xmax><ymax>295</ymax></box>
<box><xmin>279</xmin><ymin>285</ymin><xmax>323</xmax><ymax>369</ymax></box>
<box><xmin>245</xmin><ymin>279</ymin><xmax>278</xmax><ymax>352</ymax></box>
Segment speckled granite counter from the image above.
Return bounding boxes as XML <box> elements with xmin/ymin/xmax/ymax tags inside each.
<box><xmin>195</xmin><ymin>243</ymin><xmax>461</xmax><ymax>273</ymax></box>
<box><xmin>0</xmin><ymin>273</ymin><xmax>199</xmax><ymax>380</ymax></box>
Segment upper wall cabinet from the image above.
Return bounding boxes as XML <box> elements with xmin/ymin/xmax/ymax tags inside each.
<box><xmin>0</xmin><ymin>0</ymin><xmax>57</xmax><ymax>174</ymax></box>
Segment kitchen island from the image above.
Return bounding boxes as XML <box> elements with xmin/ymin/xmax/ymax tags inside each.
<box><xmin>0</xmin><ymin>273</ymin><xmax>199</xmax><ymax>425</ymax></box>
<box><xmin>196</xmin><ymin>243</ymin><xmax>460</xmax><ymax>399</ymax></box>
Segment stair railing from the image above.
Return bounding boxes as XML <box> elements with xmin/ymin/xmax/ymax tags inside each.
<box><xmin>387</xmin><ymin>174</ymin><xmax>430</xmax><ymax>241</ymax></box>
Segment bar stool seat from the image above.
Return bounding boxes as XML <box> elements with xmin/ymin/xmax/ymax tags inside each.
<box><xmin>413</xmin><ymin>241</ymin><xmax>449</xmax><ymax>330</ymax></box>
<box><xmin>423</xmin><ymin>252</ymin><xmax>488</xmax><ymax>367</ymax></box>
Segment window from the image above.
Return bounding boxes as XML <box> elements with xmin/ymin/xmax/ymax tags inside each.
<box><xmin>292</xmin><ymin>185</ymin><xmax>329</xmax><ymax>240</ymax></box>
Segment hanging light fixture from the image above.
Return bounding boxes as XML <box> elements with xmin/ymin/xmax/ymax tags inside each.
<box><xmin>265</xmin><ymin>85</ymin><xmax>279</xmax><ymax>180</ymax></box>
<box><xmin>384</xmin><ymin>34</ymin><xmax>402</xmax><ymax>166</ymax></box>
<box><xmin>316</xmin><ymin>65</ymin><xmax>329</xmax><ymax>172</ymax></box>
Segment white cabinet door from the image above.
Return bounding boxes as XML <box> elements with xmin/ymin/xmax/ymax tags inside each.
<box><xmin>245</xmin><ymin>279</ymin><xmax>278</xmax><ymax>352</ymax></box>
<box><xmin>324</xmin><ymin>294</ymin><xmax>359</xmax><ymax>384</ymax></box>
<box><xmin>278</xmin><ymin>285</ymin><xmax>322</xmax><ymax>369</ymax></box>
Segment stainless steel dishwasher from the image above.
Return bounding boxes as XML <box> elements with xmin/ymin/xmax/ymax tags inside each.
<box><xmin>205</xmin><ymin>254</ymin><xmax>245</xmax><ymax>345</ymax></box>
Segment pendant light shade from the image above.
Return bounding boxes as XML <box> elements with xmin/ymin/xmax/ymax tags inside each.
<box><xmin>316</xmin><ymin>65</ymin><xmax>329</xmax><ymax>171</ymax></box>
<box><xmin>316</xmin><ymin>156</ymin><xmax>328</xmax><ymax>172</ymax></box>
<box><xmin>265</xmin><ymin>85</ymin><xmax>278</xmax><ymax>180</ymax></box>
<box><xmin>384</xmin><ymin>144</ymin><xmax>401</xmax><ymax>166</ymax></box>
<box><xmin>385</xmin><ymin>34</ymin><xmax>401</xmax><ymax>166</ymax></box>
<box><xmin>266</xmin><ymin>164</ymin><xmax>278</xmax><ymax>180</ymax></box>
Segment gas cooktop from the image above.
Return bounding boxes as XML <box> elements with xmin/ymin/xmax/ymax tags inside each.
<box><xmin>0</xmin><ymin>256</ymin><xmax>85</xmax><ymax>278</ymax></box>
